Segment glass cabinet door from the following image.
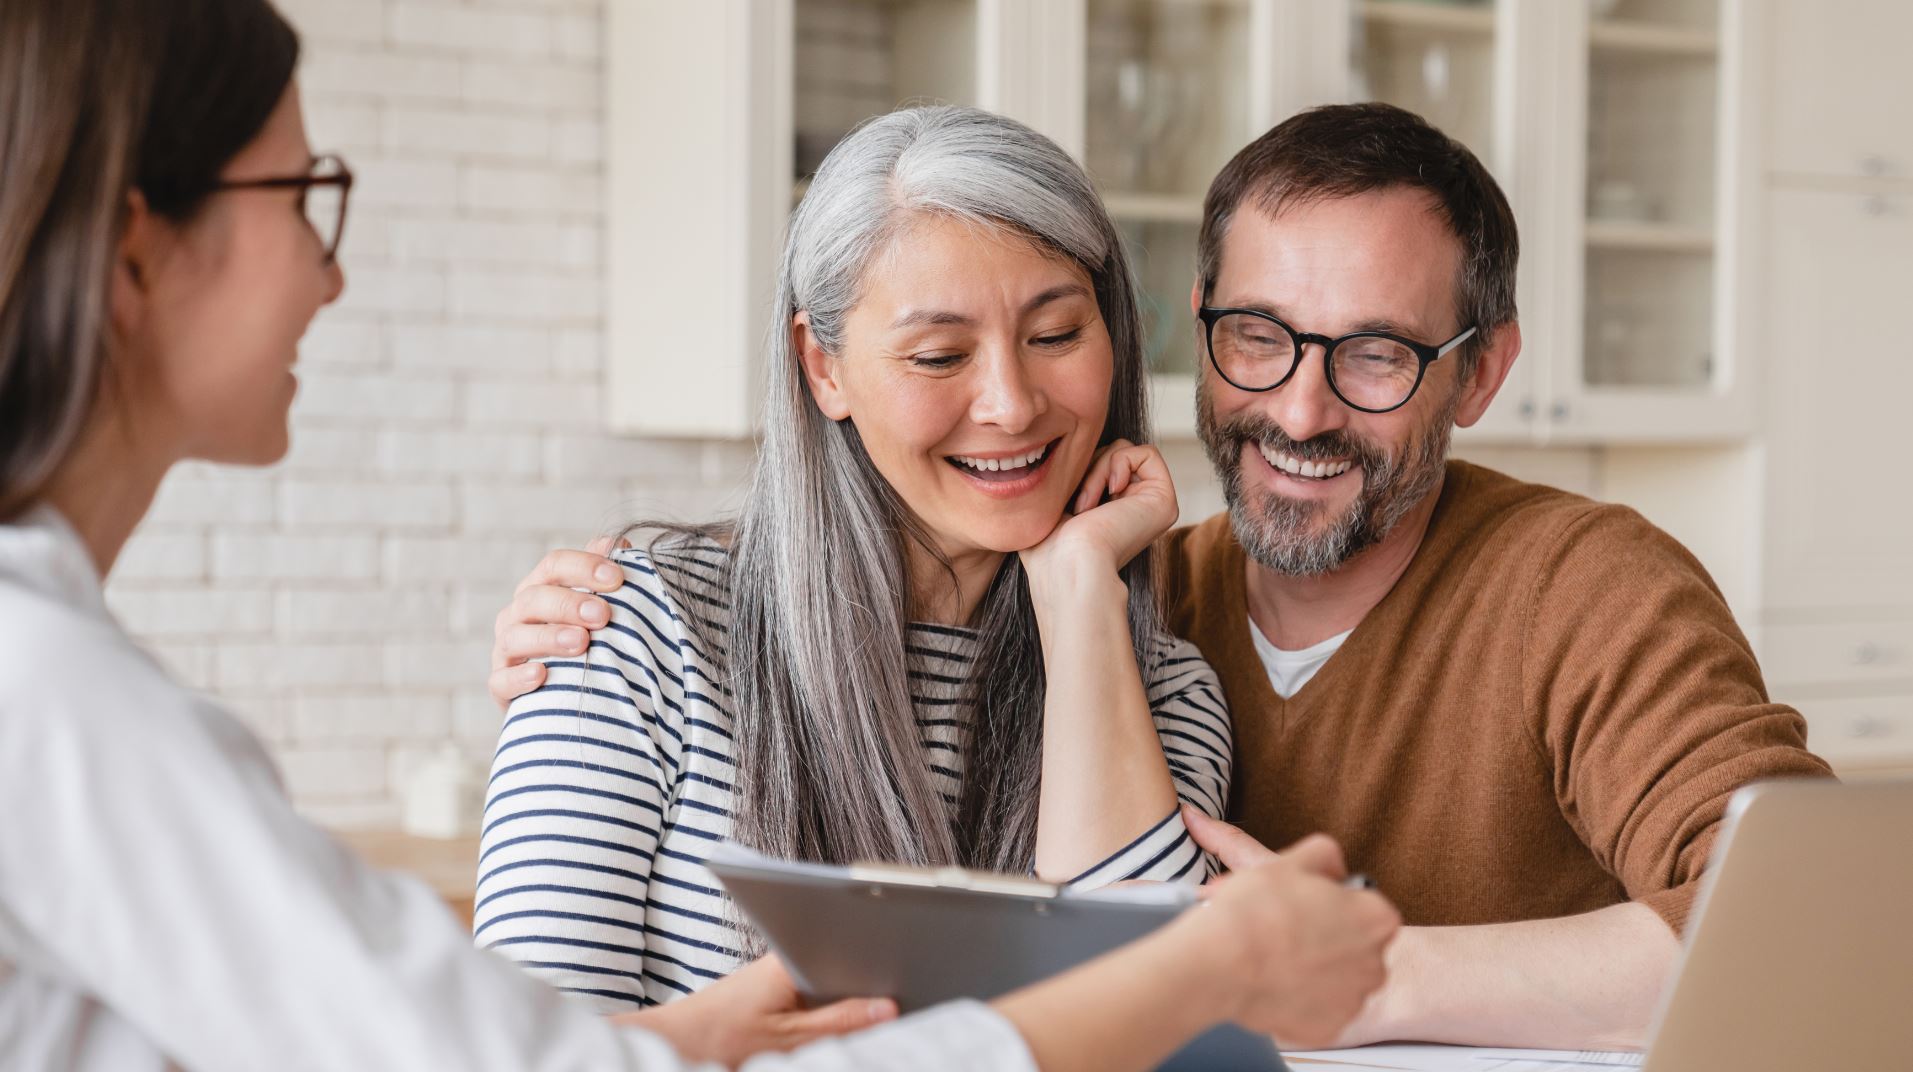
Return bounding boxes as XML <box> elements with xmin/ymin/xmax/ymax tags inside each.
<box><xmin>1351</xmin><ymin>0</ymin><xmax>1499</xmax><ymax>162</ymax></box>
<box><xmin>792</xmin><ymin>0</ymin><xmax>979</xmax><ymax>187</ymax></box>
<box><xmin>1085</xmin><ymin>0</ymin><xmax>1258</xmax><ymax>404</ymax></box>
<box><xmin>1350</xmin><ymin>0</ymin><xmax>1535</xmax><ymax>441</ymax></box>
<box><xmin>1579</xmin><ymin>0</ymin><xmax>1720</xmax><ymax>393</ymax></box>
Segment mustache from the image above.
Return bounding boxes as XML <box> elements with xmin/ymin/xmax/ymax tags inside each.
<box><xmin>1210</xmin><ymin>412</ymin><xmax>1390</xmax><ymax>472</ymax></box>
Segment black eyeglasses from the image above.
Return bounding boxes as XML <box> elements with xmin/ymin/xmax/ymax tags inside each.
<box><xmin>1198</xmin><ymin>306</ymin><xmax>1477</xmax><ymax>414</ymax></box>
<box><xmin>213</xmin><ymin>153</ymin><xmax>354</xmax><ymax>264</ymax></box>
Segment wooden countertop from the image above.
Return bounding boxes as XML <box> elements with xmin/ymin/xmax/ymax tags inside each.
<box><xmin>335</xmin><ymin>828</ymin><xmax>481</xmax><ymax>925</ymax></box>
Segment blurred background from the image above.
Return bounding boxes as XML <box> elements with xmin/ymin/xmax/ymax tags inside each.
<box><xmin>104</xmin><ymin>0</ymin><xmax>1912</xmax><ymax>878</ymax></box>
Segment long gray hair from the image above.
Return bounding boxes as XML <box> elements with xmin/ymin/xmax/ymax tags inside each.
<box><xmin>647</xmin><ymin>106</ymin><xmax>1158</xmax><ymax>876</ymax></box>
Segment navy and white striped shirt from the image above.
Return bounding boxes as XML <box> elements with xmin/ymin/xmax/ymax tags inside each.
<box><xmin>475</xmin><ymin>539</ymin><xmax>1234</xmax><ymax>1011</ymax></box>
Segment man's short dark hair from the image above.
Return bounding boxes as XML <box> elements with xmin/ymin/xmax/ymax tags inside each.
<box><xmin>1196</xmin><ymin>102</ymin><xmax>1519</xmax><ymax>380</ymax></box>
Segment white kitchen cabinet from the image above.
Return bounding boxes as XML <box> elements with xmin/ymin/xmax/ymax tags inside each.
<box><xmin>605</xmin><ymin>0</ymin><xmax>1764</xmax><ymax>447</ymax></box>
<box><xmin>1760</xmin><ymin>186</ymin><xmax>1913</xmax><ymax>614</ymax></box>
<box><xmin>1761</xmin><ymin>619</ymin><xmax>1913</xmax><ymax>695</ymax></box>
<box><xmin>1796</xmin><ymin>695</ymin><xmax>1913</xmax><ymax>779</ymax></box>
<box><xmin>1755</xmin><ymin>108</ymin><xmax>1913</xmax><ymax>778</ymax></box>
<box><xmin>1766</xmin><ymin>0</ymin><xmax>1913</xmax><ymax>184</ymax></box>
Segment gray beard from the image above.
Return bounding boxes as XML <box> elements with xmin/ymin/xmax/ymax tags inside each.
<box><xmin>1198</xmin><ymin>388</ymin><xmax>1457</xmax><ymax>577</ymax></box>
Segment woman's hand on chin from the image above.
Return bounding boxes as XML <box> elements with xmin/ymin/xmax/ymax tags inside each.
<box><xmin>1020</xmin><ymin>439</ymin><xmax>1178</xmax><ymax>584</ymax></box>
<box><xmin>608</xmin><ymin>956</ymin><xmax>897</xmax><ymax>1067</ymax></box>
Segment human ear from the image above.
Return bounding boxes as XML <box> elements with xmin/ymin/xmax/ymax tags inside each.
<box><xmin>793</xmin><ymin>311</ymin><xmax>851</xmax><ymax>422</ymax></box>
<box><xmin>110</xmin><ymin>190</ymin><xmax>159</xmax><ymax>340</ymax></box>
<box><xmin>1454</xmin><ymin>321</ymin><xmax>1523</xmax><ymax>428</ymax></box>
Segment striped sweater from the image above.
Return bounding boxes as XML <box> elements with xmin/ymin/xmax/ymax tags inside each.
<box><xmin>475</xmin><ymin>539</ymin><xmax>1234</xmax><ymax>1010</ymax></box>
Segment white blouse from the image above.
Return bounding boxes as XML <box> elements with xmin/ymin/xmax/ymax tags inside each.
<box><xmin>0</xmin><ymin>507</ymin><xmax>1032</xmax><ymax>1072</ymax></box>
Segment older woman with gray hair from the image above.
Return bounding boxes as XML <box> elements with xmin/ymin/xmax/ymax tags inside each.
<box><xmin>478</xmin><ymin>105</ymin><xmax>1240</xmax><ymax>1006</ymax></box>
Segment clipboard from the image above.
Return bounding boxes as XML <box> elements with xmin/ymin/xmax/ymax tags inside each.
<box><xmin>705</xmin><ymin>842</ymin><xmax>1287</xmax><ymax>1072</ymax></box>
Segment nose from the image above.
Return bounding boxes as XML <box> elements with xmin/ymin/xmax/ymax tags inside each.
<box><xmin>1262</xmin><ymin>342</ymin><xmax>1348</xmax><ymax>444</ymax></box>
<box><xmin>967</xmin><ymin>338</ymin><xmax>1045</xmax><ymax>435</ymax></box>
<box><xmin>321</xmin><ymin>257</ymin><xmax>346</xmax><ymax>306</ymax></box>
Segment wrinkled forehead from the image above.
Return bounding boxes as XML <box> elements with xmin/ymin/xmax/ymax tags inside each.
<box><xmin>867</xmin><ymin>210</ymin><xmax>1086</xmax><ymax>279</ymax></box>
<box><xmin>854</xmin><ymin>211</ymin><xmax>1098</xmax><ymax>315</ymax></box>
<box><xmin>1213</xmin><ymin>187</ymin><xmax>1465</xmax><ymax>337</ymax></box>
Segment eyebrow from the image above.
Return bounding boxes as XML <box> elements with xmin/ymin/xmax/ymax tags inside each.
<box><xmin>1217</xmin><ymin>299</ymin><xmax>1431</xmax><ymax>340</ymax></box>
<box><xmin>888</xmin><ymin>282</ymin><xmax>1092</xmax><ymax>330</ymax></box>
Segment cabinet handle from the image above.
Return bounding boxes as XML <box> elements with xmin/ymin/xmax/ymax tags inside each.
<box><xmin>1852</xmin><ymin>642</ymin><xmax>1900</xmax><ymax>666</ymax></box>
<box><xmin>1550</xmin><ymin>401</ymin><xmax>1570</xmax><ymax>422</ymax></box>
<box><xmin>1848</xmin><ymin>716</ymin><xmax>1891</xmax><ymax>740</ymax></box>
<box><xmin>1861</xmin><ymin>155</ymin><xmax>1892</xmax><ymax>177</ymax></box>
<box><xmin>1518</xmin><ymin>398</ymin><xmax>1536</xmax><ymax>420</ymax></box>
<box><xmin>1864</xmin><ymin>195</ymin><xmax>1894</xmax><ymax>217</ymax></box>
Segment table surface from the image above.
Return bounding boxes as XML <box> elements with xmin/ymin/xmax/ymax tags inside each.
<box><xmin>334</xmin><ymin>828</ymin><xmax>481</xmax><ymax>925</ymax></box>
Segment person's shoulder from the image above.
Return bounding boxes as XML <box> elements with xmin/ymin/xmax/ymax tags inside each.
<box><xmin>1443</xmin><ymin>461</ymin><xmax>1708</xmax><ymax>593</ymax></box>
<box><xmin>591</xmin><ymin>532</ymin><xmax>735</xmax><ymax>673</ymax></box>
<box><xmin>1443</xmin><ymin>460</ymin><xmax>1663</xmax><ymax>556</ymax></box>
<box><xmin>1158</xmin><ymin>511</ymin><xmax>1236</xmax><ymax>573</ymax></box>
<box><xmin>0</xmin><ymin>582</ymin><xmax>148</xmax><ymax>700</ymax></box>
<box><xmin>0</xmin><ymin>581</ymin><xmax>203</xmax><ymax>762</ymax></box>
<box><xmin>609</xmin><ymin>532</ymin><xmax>731</xmax><ymax>604</ymax></box>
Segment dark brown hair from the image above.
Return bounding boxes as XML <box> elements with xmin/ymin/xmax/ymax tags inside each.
<box><xmin>0</xmin><ymin>0</ymin><xmax>298</xmax><ymax>520</ymax></box>
<box><xmin>1196</xmin><ymin>102</ymin><xmax>1518</xmax><ymax>378</ymax></box>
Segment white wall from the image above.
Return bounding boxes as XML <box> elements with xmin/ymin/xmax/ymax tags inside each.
<box><xmin>106</xmin><ymin>0</ymin><xmax>757</xmax><ymax>828</ymax></box>
<box><xmin>105</xmin><ymin>0</ymin><xmax>1633</xmax><ymax>829</ymax></box>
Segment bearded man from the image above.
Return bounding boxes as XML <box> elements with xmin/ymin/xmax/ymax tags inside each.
<box><xmin>1165</xmin><ymin>102</ymin><xmax>1831</xmax><ymax>1050</ymax></box>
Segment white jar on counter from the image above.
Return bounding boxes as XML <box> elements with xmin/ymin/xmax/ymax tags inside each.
<box><xmin>400</xmin><ymin>743</ymin><xmax>484</xmax><ymax>840</ymax></box>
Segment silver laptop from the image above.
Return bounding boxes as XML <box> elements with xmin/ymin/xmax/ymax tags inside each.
<box><xmin>1642</xmin><ymin>777</ymin><xmax>1913</xmax><ymax>1071</ymax></box>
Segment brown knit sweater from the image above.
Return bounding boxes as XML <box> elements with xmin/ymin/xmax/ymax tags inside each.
<box><xmin>1159</xmin><ymin>461</ymin><xmax>1832</xmax><ymax>934</ymax></box>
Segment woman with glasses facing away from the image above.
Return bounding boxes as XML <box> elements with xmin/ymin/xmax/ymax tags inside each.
<box><xmin>0</xmin><ymin>1</ymin><xmax>1399</xmax><ymax>1069</ymax></box>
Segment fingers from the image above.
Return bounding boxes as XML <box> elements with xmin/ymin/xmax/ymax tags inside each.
<box><xmin>494</xmin><ymin>619</ymin><xmax>594</xmax><ymax>666</ymax></box>
<box><xmin>1072</xmin><ymin>443</ymin><xmax>1124</xmax><ymax>515</ymax></box>
<box><xmin>488</xmin><ymin>554</ymin><xmax>620</xmax><ymax>711</ymax></box>
<box><xmin>1070</xmin><ymin>440</ymin><xmax>1177</xmax><ymax>517</ymax></box>
<box><xmin>1355</xmin><ymin>891</ymin><xmax>1404</xmax><ymax>946</ymax></box>
<box><xmin>488</xmin><ymin>661</ymin><xmax>548</xmax><ymax>709</ymax></box>
<box><xmin>493</xmin><ymin>586</ymin><xmax>611</xmax><ymax>661</ymax></box>
<box><xmin>515</xmin><ymin>547</ymin><xmax>626</xmax><ymax>596</ymax></box>
<box><xmin>1182</xmin><ymin>803</ymin><xmax>1279</xmax><ymax>872</ymax></box>
<box><xmin>1280</xmin><ymin>833</ymin><xmax>1349</xmax><ymax>882</ymax></box>
<box><xmin>1108</xmin><ymin>455</ymin><xmax>1135</xmax><ymax>499</ymax></box>
<box><xmin>778</xmin><ymin>997</ymin><xmax>898</xmax><ymax>1047</ymax></box>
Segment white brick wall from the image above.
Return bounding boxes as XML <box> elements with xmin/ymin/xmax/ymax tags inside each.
<box><xmin>104</xmin><ymin>0</ymin><xmax>751</xmax><ymax>825</ymax></box>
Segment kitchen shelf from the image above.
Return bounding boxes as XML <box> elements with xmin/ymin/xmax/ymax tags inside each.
<box><xmin>1359</xmin><ymin>0</ymin><xmax>1494</xmax><ymax>35</ymax></box>
<box><xmin>1584</xmin><ymin>219</ymin><xmax>1716</xmax><ymax>253</ymax></box>
<box><xmin>1103</xmin><ymin>191</ymin><xmax>1205</xmax><ymax>224</ymax></box>
<box><xmin>1589</xmin><ymin>19</ymin><xmax>1718</xmax><ymax>58</ymax></box>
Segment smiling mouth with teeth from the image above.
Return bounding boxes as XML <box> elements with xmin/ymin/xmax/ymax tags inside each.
<box><xmin>1256</xmin><ymin>442</ymin><xmax>1355</xmax><ymax>481</ymax></box>
<box><xmin>947</xmin><ymin>439</ymin><xmax>1058</xmax><ymax>483</ymax></box>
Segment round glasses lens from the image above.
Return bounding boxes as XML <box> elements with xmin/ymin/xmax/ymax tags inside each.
<box><xmin>1210</xmin><ymin>313</ymin><xmax>1297</xmax><ymax>389</ymax></box>
<box><xmin>1330</xmin><ymin>336</ymin><xmax>1422</xmax><ymax>410</ymax></box>
<box><xmin>302</xmin><ymin>180</ymin><xmax>345</xmax><ymax>257</ymax></box>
